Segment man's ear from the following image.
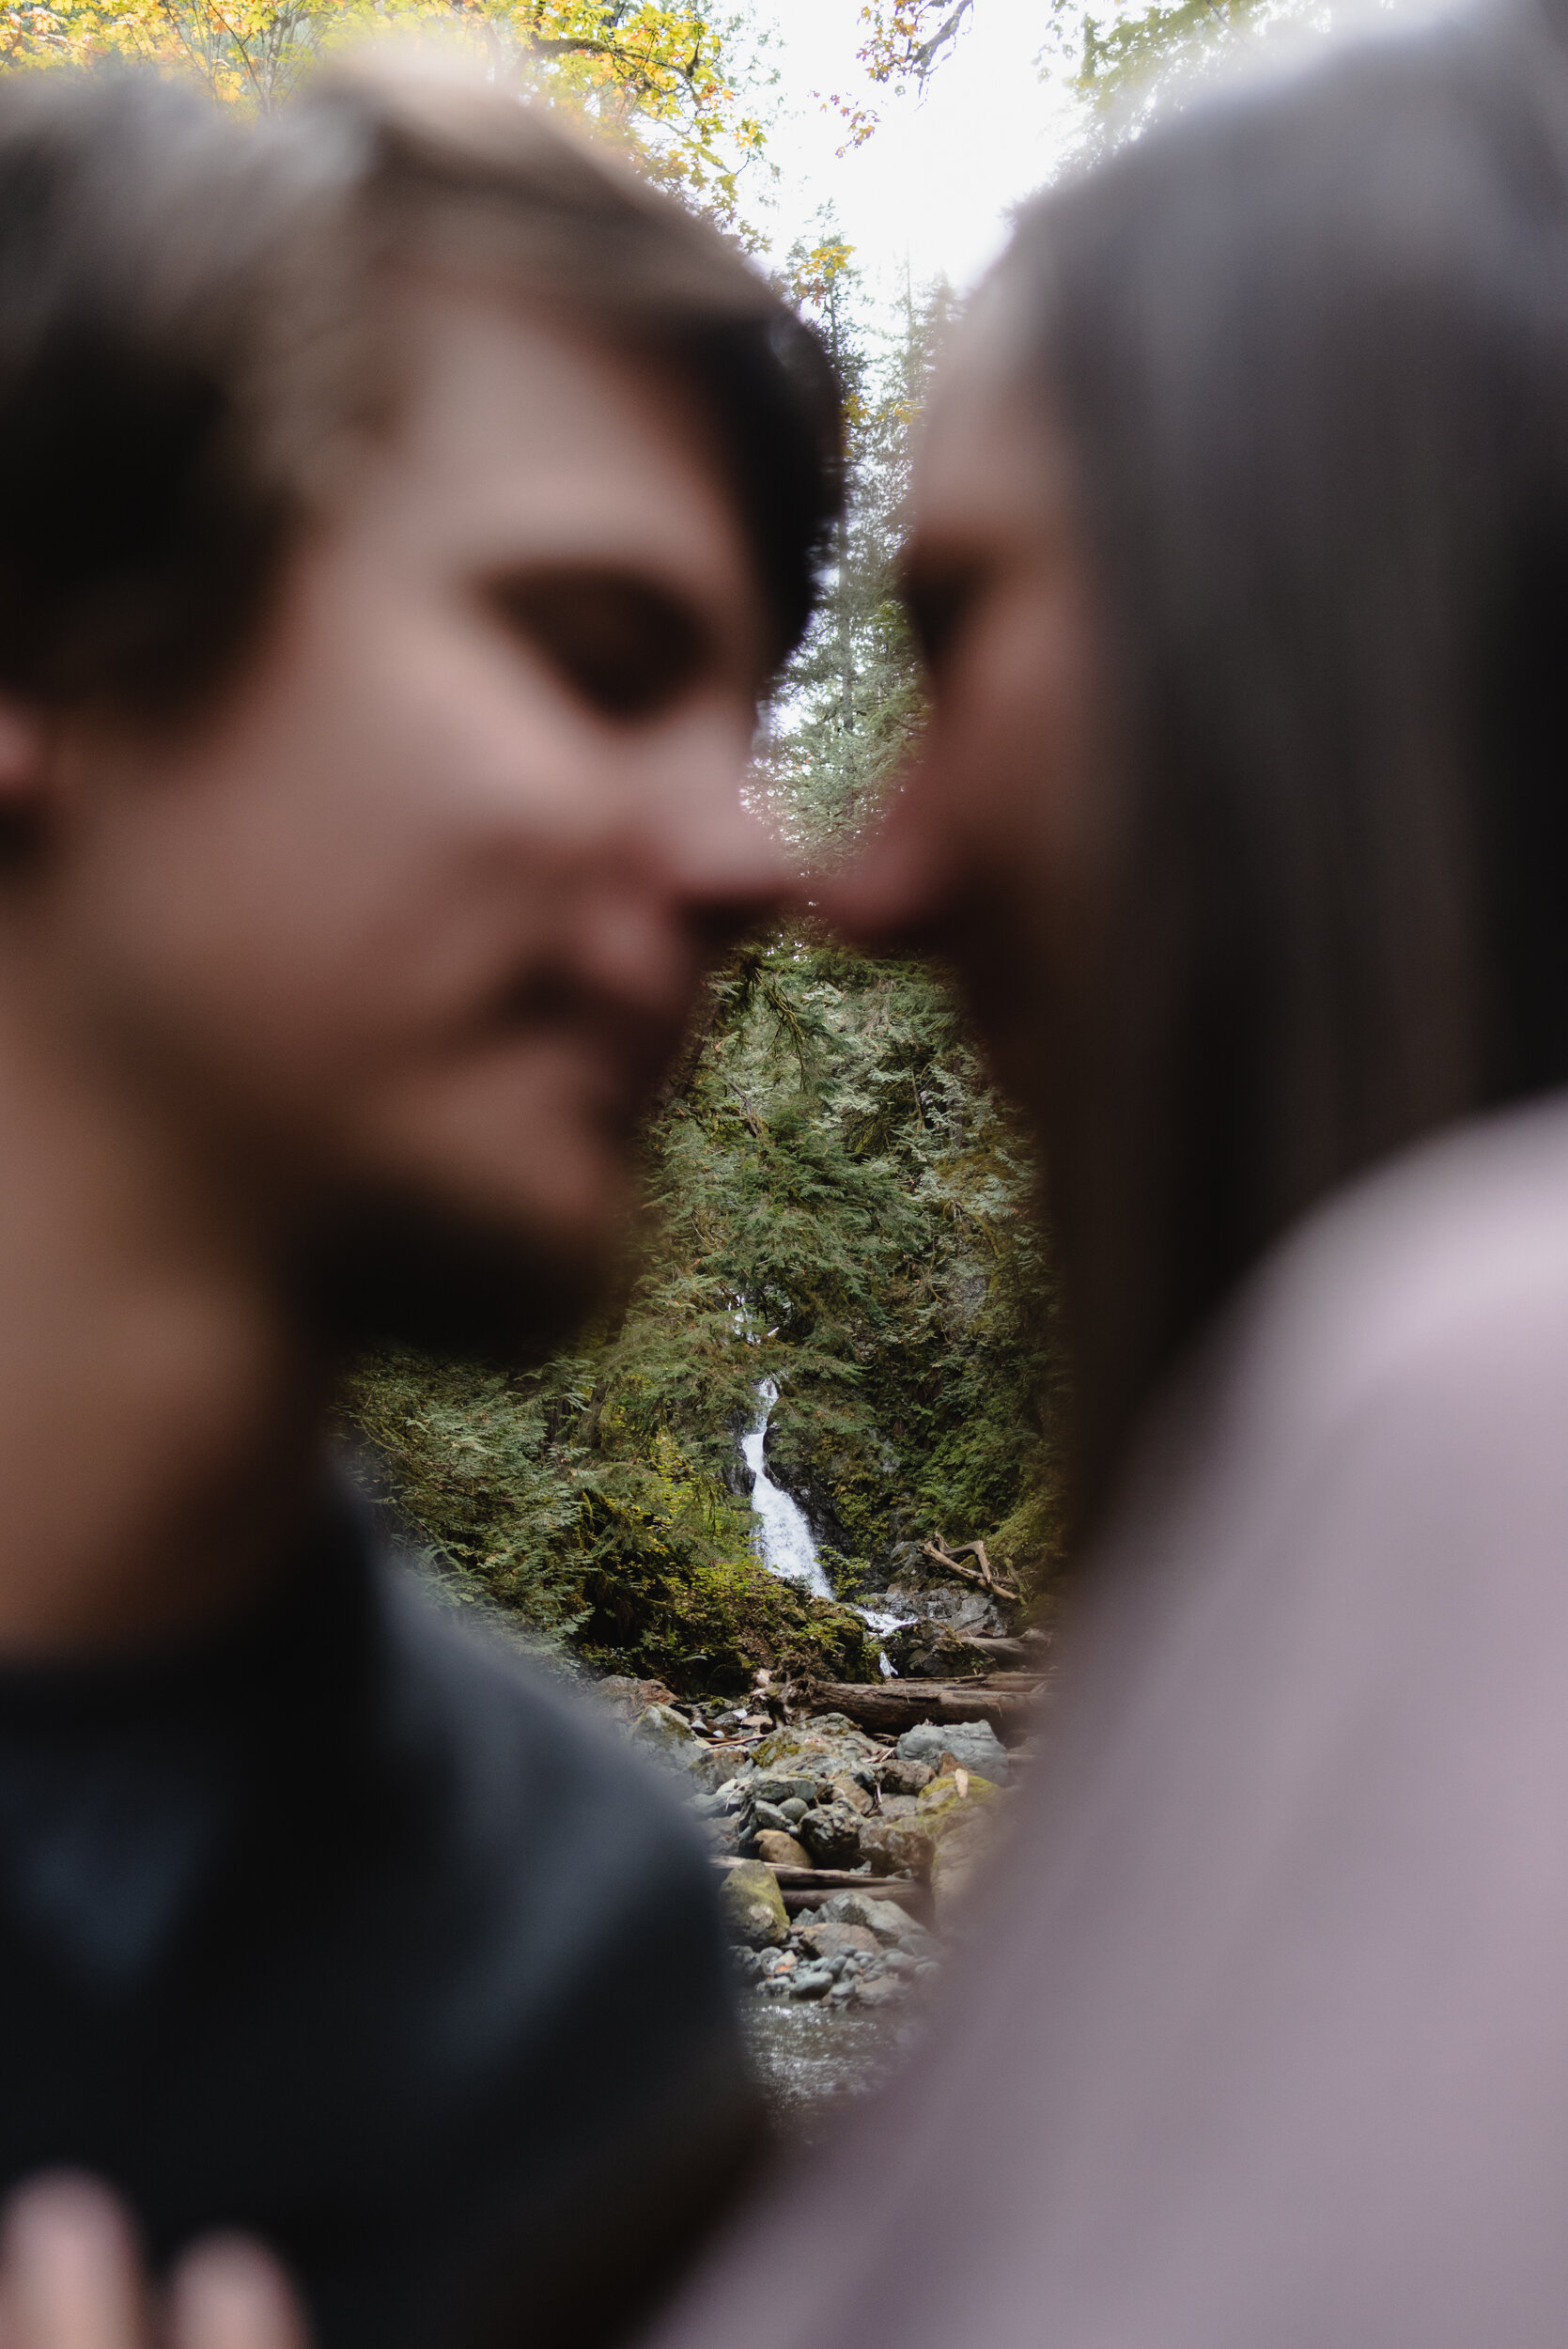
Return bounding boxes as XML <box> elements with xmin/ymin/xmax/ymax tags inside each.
<box><xmin>0</xmin><ymin>697</ymin><xmax>47</xmax><ymax>805</ymax></box>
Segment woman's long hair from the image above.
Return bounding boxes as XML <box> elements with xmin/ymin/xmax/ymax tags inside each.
<box><xmin>998</xmin><ymin>0</ymin><xmax>1568</xmax><ymax>1500</ymax></box>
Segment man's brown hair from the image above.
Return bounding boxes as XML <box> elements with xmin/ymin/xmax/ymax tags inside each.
<box><xmin>0</xmin><ymin>55</ymin><xmax>841</xmax><ymax>716</ymax></box>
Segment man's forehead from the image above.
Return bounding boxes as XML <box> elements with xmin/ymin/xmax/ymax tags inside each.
<box><xmin>351</xmin><ymin>283</ymin><xmax>762</xmax><ymax>599</ymax></box>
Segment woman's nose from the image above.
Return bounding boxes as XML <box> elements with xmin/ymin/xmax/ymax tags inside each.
<box><xmin>817</xmin><ymin>762</ymin><xmax>956</xmax><ymax>957</ymax></box>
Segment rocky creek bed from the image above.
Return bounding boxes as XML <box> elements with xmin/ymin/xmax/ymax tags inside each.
<box><xmin>596</xmin><ymin>1662</ymin><xmax>1048</xmax><ymax>2133</ymax></box>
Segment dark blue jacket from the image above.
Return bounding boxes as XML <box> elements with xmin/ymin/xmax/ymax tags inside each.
<box><xmin>0</xmin><ymin>1515</ymin><xmax>755</xmax><ymax>2349</ymax></box>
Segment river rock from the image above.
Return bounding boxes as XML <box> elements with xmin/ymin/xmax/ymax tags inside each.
<box><xmin>595</xmin><ymin>1674</ymin><xmax>677</xmax><ymax>1723</ymax></box>
<box><xmin>798</xmin><ymin>1921</ymin><xmax>880</xmax><ymax>1964</ymax></box>
<box><xmin>719</xmin><ymin>1860</ymin><xmax>789</xmax><ymax>1949</ymax></box>
<box><xmin>751</xmin><ymin>1771</ymin><xmax>821</xmax><ymax>1809</ymax></box>
<box><xmin>896</xmin><ymin>1719</ymin><xmax>1012</xmax><ymax>1784</ymax></box>
<box><xmin>817</xmin><ymin>1891</ymin><xmax>917</xmax><ymax>1945</ymax></box>
<box><xmin>753</xmin><ymin>1720</ymin><xmax>880</xmax><ymax>1780</ymax></box>
<box><xmin>877</xmin><ymin>1757</ymin><xmax>934</xmax><ymax>1797</ymax></box>
<box><xmin>788</xmin><ymin>1965</ymin><xmax>835</xmax><ymax>2000</ymax></box>
<box><xmin>859</xmin><ymin>1817</ymin><xmax>933</xmax><ymax>1878</ymax></box>
<box><xmin>685</xmin><ymin>1746</ymin><xmax>746</xmax><ymax>1794</ymax></box>
<box><xmin>826</xmin><ymin>1773</ymin><xmax>873</xmax><ymax>1815</ymax></box>
<box><xmin>882</xmin><ymin>1621</ymin><xmax>992</xmax><ymax>1680</ymax></box>
<box><xmin>694</xmin><ymin>1775</ymin><xmax>753</xmax><ymax>1817</ymax></box>
<box><xmin>629</xmin><ymin>1703</ymin><xmax>703</xmax><ymax>1771</ymax></box>
<box><xmin>917</xmin><ymin>1585</ymin><xmax>1006</xmax><ymax>1636</ymax></box>
<box><xmin>855</xmin><ymin>1974</ymin><xmax>906</xmax><ymax>2009</ymax></box>
<box><xmin>869</xmin><ymin>1579</ymin><xmax>1005</xmax><ymax>1636</ymax></box>
<box><xmin>753</xmin><ymin>1829</ymin><xmax>812</xmax><ymax>1871</ymax></box>
<box><xmin>797</xmin><ymin>1801</ymin><xmax>863</xmax><ymax>1868</ymax></box>
<box><xmin>931</xmin><ymin>1808</ymin><xmax>1002</xmax><ymax>1920</ymax></box>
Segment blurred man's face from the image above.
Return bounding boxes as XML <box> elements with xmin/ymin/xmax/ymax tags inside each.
<box><xmin>41</xmin><ymin>289</ymin><xmax>781</xmax><ymax>1346</ymax></box>
<box><xmin>828</xmin><ymin>302</ymin><xmax>1106</xmax><ymax>1123</ymax></box>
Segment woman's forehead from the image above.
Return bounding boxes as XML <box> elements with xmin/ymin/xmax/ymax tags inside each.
<box><xmin>914</xmin><ymin>321</ymin><xmax>1064</xmax><ymax>546</ymax></box>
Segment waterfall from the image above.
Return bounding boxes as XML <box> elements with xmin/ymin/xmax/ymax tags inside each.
<box><xmin>740</xmin><ymin>1379</ymin><xmax>903</xmax><ymax>1674</ymax></box>
<box><xmin>740</xmin><ymin>1379</ymin><xmax>832</xmax><ymax>1601</ymax></box>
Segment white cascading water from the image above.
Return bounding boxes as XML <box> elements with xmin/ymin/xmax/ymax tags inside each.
<box><xmin>741</xmin><ymin>1378</ymin><xmax>907</xmax><ymax>1672</ymax></box>
<box><xmin>741</xmin><ymin>1379</ymin><xmax>831</xmax><ymax>1600</ymax></box>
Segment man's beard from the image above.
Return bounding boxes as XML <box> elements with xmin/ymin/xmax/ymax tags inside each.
<box><xmin>287</xmin><ymin>1183</ymin><xmax>616</xmax><ymax>1367</ymax></box>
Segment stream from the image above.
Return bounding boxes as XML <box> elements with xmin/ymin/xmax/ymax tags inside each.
<box><xmin>743</xmin><ymin>1997</ymin><xmax>925</xmax><ymax>2144</ymax></box>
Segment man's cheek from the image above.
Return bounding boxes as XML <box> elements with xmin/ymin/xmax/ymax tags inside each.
<box><xmin>345</xmin><ymin>1044</ymin><xmax>634</xmax><ymax>1213</ymax></box>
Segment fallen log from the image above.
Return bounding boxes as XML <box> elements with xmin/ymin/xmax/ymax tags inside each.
<box><xmin>810</xmin><ymin>1675</ymin><xmax>1045</xmax><ymax>1743</ymax></box>
<box><xmin>716</xmin><ymin>1858</ymin><xmax>930</xmax><ymax>1919</ymax></box>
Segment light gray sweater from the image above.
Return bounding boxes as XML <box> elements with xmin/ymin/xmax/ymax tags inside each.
<box><xmin>651</xmin><ymin>1093</ymin><xmax>1568</xmax><ymax>2349</ymax></box>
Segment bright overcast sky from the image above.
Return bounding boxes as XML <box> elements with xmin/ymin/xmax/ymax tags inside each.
<box><xmin>749</xmin><ymin>0</ymin><xmax>1079</xmax><ymax>299</ymax></box>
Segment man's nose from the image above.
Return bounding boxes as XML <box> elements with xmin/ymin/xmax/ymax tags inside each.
<box><xmin>652</xmin><ymin>744</ymin><xmax>795</xmax><ymax>949</ymax></box>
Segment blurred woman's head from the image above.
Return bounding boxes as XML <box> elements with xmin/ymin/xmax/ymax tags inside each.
<box><xmin>849</xmin><ymin>0</ymin><xmax>1568</xmax><ymax>1502</ymax></box>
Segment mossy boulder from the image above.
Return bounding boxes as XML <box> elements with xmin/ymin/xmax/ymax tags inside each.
<box><xmin>753</xmin><ymin>1719</ymin><xmax>880</xmax><ymax>1778</ymax></box>
<box><xmin>579</xmin><ymin>1551</ymin><xmax>879</xmax><ymax>1698</ymax></box>
<box><xmin>719</xmin><ymin>1859</ymin><xmax>789</xmax><ymax>1948</ymax></box>
<box><xmin>916</xmin><ymin>1769</ymin><xmax>1001</xmax><ymax>1834</ymax></box>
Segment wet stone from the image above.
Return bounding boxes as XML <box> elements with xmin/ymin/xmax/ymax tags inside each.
<box><xmin>896</xmin><ymin>1719</ymin><xmax>1012</xmax><ymax>1784</ymax></box>
<box><xmin>753</xmin><ymin>1828</ymin><xmax>812</xmax><ymax>1871</ymax></box>
<box><xmin>788</xmin><ymin>1965</ymin><xmax>836</xmax><ymax>2000</ymax></box>
<box><xmin>798</xmin><ymin>1801</ymin><xmax>864</xmax><ymax>1868</ymax></box>
<box><xmin>859</xmin><ymin>1816</ymin><xmax>932</xmax><ymax>1878</ymax></box>
<box><xmin>799</xmin><ymin>1921</ymin><xmax>881</xmax><ymax>1964</ymax></box>
<box><xmin>751</xmin><ymin>1773</ymin><xmax>821</xmax><ymax>1809</ymax></box>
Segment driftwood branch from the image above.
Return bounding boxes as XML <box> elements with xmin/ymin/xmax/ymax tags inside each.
<box><xmin>920</xmin><ymin>1537</ymin><xmax>1022</xmax><ymax>1605</ymax></box>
